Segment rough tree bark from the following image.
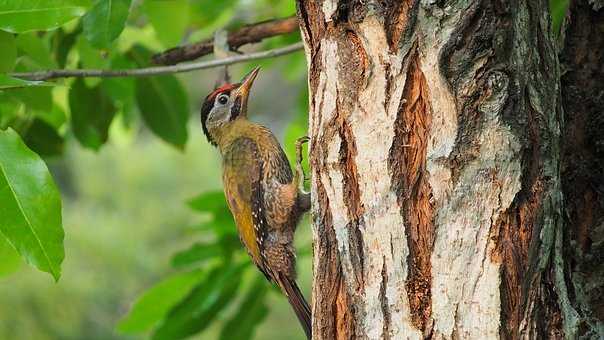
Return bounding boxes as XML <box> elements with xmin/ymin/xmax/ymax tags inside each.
<box><xmin>560</xmin><ymin>0</ymin><xmax>604</xmax><ymax>338</ymax></box>
<box><xmin>296</xmin><ymin>0</ymin><xmax>602</xmax><ymax>339</ymax></box>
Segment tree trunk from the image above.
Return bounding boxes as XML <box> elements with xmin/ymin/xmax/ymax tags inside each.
<box><xmin>560</xmin><ymin>0</ymin><xmax>604</xmax><ymax>338</ymax></box>
<box><xmin>295</xmin><ymin>0</ymin><xmax>600</xmax><ymax>338</ymax></box>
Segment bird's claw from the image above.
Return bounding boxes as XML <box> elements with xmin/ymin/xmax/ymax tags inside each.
<box><xmin>295</xmin><ymin>136</ymin><xmax>310</xmax><ymax>193</ymax></box>
<box><xmin>296</xmin><ymin>136</ymin><xmax>310</xmax><ymax>143</ymax></box>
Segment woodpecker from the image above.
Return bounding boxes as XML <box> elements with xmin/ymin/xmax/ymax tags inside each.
<box><xmin>200</xmin><ymin>67</ymin><xmax>311</xmax><ymax>339</ymax></box>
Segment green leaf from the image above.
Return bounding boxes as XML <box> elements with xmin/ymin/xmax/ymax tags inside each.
<box><xmin>0</xmin><ymin>128</ymin><xmax>64</xmax><ymax>281</ymax></box>
<box><xmin>0</xmin><ymin>93</ymin><xmax>24</xmax><ymax>130</ymax></box>
<box><xmin>8</xmin><ymin>90</ymin><xmax>54</xmax><ymax>127</ymax></box>
<box><xmin>53</xmin><ymin>26</ymin><xmax>82</xmax><ymax>68</ymax></box>
<box><xmin>83</xmin><ymin>0</ymin><xmax>131</xmax><ymax>49</ymax></box>
<box><xmin>218</xmin><ymin>234</ymin><xmax>243</xmax><ymax>253</ymax></box>
<box><xmin>68</xmin><ymin>78</ymin><xmax>116</xmax><ymax>150</ymax></box>
<box><xmin>152</xmin><ymin>264</ymin><xmax>246</xmax><ymax>340</ymax></box>
<box><xmin>171</xmin><ymin>242</ymin><xmax>223</xmax><ymax>269</ymax></box>
<box><xmin>10</xmin><ymin>33</ymin><xmax>58</xmax><ymax>115</ymax></box>
<box><xmin>101</xmin><ymin>54</ymin><xmax>135</xmax><ymax>107</ymax></box>
<box><xmin>100</xmin><ymin>55</ymin><xmax>136</xmax><ymax>127</ymax></box>
<box><xmin>550</xmin><ymin>0</ymin><xmax>569</xmax><ymax>35</ymax></box>
<box><xmin>117</xmin><ymin>269</ymin><xmax>206</xmax><ymax>334</ymax></box>
<box><xmin>187</xmin><ymin>191</ymin><xmax>238</xmax><ymax>236</ymax></box>
<box><xmin>129</xmin><ymin>46</ymin><xmax>188</xmax><ymax>148</ymax></box>
<box><xmin>142</xmin><ymin>0</ymin><xmax>189</xmax><ymax>47</ymax></box>
<box><xmin>0</xmin><ymin>235</ymin><xmax>21</xmax><ymax>277</ymax></box>
<box><xmin>16</xmin><ymin>33</ymin><xmax>57</xmax><ymax>69</ymax></box>
<box><xmin>219</xmin><ymin>277</ymin><xmax>269</xmax><ymax>340</ymax></box>
<box><xmin>75</xmin><ymin>35</ymin><xmax>110</xmax><ymax>87</ymax></box>
<box><xmin>197</xmin><ymin>213</ymin><xmax>238</xmax><ymax>237</ymax></box>
<box><xmin>189</xmin><ymin>0</ymin><xmax>235</xmax><ymax>27</ymax></box>
<box><xmin>0</xmin><ymin>0</ymin><xmax>90</xmax><ymax>33</ymax></box>
<box><xmin>35</xmin><ymin>104</ymin><xmax>68</xmax><ymax>130</ymax></box>
<box><xmin>187</xmin><ymin>191</ymin><xmax>228</xmax><ymax>214</ymax></box>
<box><xmin>0</xmin><ymin>75</ymin><xmax>54</xmax><ymax>90</ymax></box>
<box><xmin>22</xmin><ymin>119</ymin><xmax>64</xmax><ymax>157</ymax></box>
<box><xmin>0</xmin><ymin>30</ymin><xmax>16</xmax><ymax>72</ymax></box>
<box><xmin>135</xmin><ymin>74</ymin><xmax>189</xmax><ymax>148</ymax></box>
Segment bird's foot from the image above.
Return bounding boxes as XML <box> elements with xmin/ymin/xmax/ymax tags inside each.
<box><xmin>295</xmin><ymin>136</ymin><xmax>310</xmax><ymax>193</ymax></box>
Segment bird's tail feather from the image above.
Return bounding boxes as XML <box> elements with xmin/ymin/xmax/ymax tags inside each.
<box><xmin>277</xmin><ymin>273</ymin><xmax>312</xmax><ymax>339</ymax></box>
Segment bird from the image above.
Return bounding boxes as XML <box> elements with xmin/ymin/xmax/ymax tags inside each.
<box><xmin>199</xmin><ymin>66</ymin><xmax>312</xmax><ymax>339</ymax></box>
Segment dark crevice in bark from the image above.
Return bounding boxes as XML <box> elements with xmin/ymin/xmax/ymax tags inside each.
<box><xmin>388</xmin><ymin>51</ymin><xmax>434</xmax><ymax>333</ymax></box>
<box><xmin>541</xmin><ymin>266</ymin><xmax>565</xmax><ymax>339</ymax></box>
<box><xmin>295</xmin><ymin>1</ymin><xmax>325</xmax><ymax>97</ymax></box>
<box><xmin>493</xmin><ymin>79</ymin><xmax>565</xmax><ymax>337</ymax></box>
<box><xmin>384</xmin><ymin>0</ymin><xmax>418</xmax><ymax>52</ymax></box>
<box><xmin>339</xmin><ymin>119</ymin><xmax>365</xmax><ymax>288</ymax></box>
<box><xmin>379</xmin><ymin>257</ymin><xmax>392</xmax><ymax>340</ymax></box>
<box><xmin>493</xmin><ymin>168</ymin><xmax>544</xmax><ymax>338</ymax></box>
<box><xmin>333</xmin><ymin>1</ymin><xmax>367</xmax><ymax>23</ymax></box>
<box><xmin>439</xmin><ymin>0</ymin><xmax>486</xmax><ymax>88</ymax></box>
<box><xmin>507</xmin><ymin>1</ymin><xmax>567</xmax><ymax>337</ymax></box>
<box><xmin>492</xmin><ymin>94</ymin><xmax>563</xmax><ymax>339</ymax></box>
<box><xmin>494</xmin><ymin>92</ymin><xmax>565</xmax><ymax>338</ymax></box>
<box><xmin>560</xmin><ymin>0</ymin><xmax>604</xmax><ymax>336</ymax></box>
<box><xmin>335</xmin><ymin>270</ymin><xmax>357</xmax><ymax>340</ymax></box>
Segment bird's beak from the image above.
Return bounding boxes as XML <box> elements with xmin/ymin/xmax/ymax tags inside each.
<box><xmin>235</xmin><ymin>66</ymin><xmax>260</xmax><ymax>101</ymax></box>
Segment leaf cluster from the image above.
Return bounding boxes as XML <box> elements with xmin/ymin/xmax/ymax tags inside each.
<box><xmin>117</xmin><ymin>191</ymin><xmax>272</xmax><ymax>339</ymax></box>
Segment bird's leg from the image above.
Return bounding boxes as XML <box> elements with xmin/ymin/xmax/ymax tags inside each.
<box><xmin>295</xmin><ymin>136</ymin><xmax>311</xmax><ymax>213</ymax></box>
<box><xmin>295</xmin><ymin>136</ymin><xmax>310</xmax><ymax>192</ymax></box>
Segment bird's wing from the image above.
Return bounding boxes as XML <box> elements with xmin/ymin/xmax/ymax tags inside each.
<box><xmin>262</xmin><ymin>135</ymin><xmax>297</xmax><ymax>228</ymax></box>
<box><xmin>222</xmin><ymin>137</ymin><xmax>269</xmax><ymax>272</ymax></box>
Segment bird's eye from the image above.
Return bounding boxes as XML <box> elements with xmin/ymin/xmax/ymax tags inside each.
<box><xmin>217</xmin><ymin>94</ymin><xmax>229</xmax><ymax>105</ymax></box>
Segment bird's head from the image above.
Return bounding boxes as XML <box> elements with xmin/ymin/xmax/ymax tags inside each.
<box><xmin>200</xmin><ymin>67</ymin><xmax>260</xmax><ymax>146</ymax></box>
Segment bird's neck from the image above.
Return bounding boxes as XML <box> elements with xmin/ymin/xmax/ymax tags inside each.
<box><xmin>213</xmin><ymin>118</ymin><xmax>267</xmax><ymax>153</ymax></box>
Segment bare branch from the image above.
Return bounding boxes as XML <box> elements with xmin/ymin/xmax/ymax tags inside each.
<box><xmin>11</xmin><ymin>43</ymin><xmax>304</xmax><ymax>81</ymax></box>
<box><xmin>152</xmin><ymin>16</ymin><xmax>299</xmax><ymax>65</ymax></box>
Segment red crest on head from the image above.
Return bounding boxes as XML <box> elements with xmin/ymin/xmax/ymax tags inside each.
<box><xmin>207</xmin><ymin>83</ymin><xmax>238</xmax><ymax>101</ymax></box>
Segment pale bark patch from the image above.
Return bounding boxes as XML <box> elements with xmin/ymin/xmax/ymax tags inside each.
<box><xmin>322</xmin><ymin>0</ymin><xmax>337</xmax><ymax>22</ymax></box>
<box><xmin>417</xmin><ymin>7</ymin><xmax>523</xmax><ymax>337</ymax></box>
<box><xmin>351</xmin><ymin>17</ymin><xmax>421</xmax><ymax>340</ymax></box>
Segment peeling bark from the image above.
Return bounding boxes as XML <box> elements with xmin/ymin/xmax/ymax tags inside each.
<box><xmin>297</xmin><ymin>0</ymin><xmax>591</xmax><ymax>339</ymax></box>
<box><xmin>389</xmin><ymin>53</ymin><xmax>434</xmax><ymax>333</ymax></box>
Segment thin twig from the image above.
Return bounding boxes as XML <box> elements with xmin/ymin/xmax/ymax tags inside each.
<box><xmin>152</xmin><ymin>16</ymin><xmax>299</xmax><ymax>65</ymax></box>
<box><xmin>10</xmin><ymin>43</ymin><xmax>304</xmax><ymax>81</ymax></box>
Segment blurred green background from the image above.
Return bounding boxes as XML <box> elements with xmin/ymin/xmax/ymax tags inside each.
<box><xmin>0</xmin><ymin>63</ymin><xmax>311</xmax><ymax>339</ymax></box>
